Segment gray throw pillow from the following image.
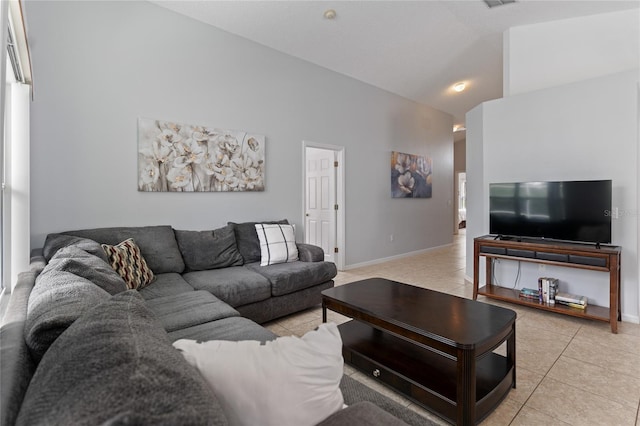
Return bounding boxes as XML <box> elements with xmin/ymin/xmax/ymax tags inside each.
<box><xmin>228</xmin><ymin>220</ymin><xmax>288</xmax><ymax>263</ymax></box>
<box><xmin>16</xmin><ymin>291</ymin><xmax>225</xmax><ymax>426</ymax></box>
<box><xmin>48</xmin><ymin>246</ymin><xmax>127</xmax><ymax>295</ymax></box>
<box><xmin>42</xmin><ymin>233</ymin><xmax>109</xmax><ymax>263</ymax></box>
<box><xmin>175</xmin><ymin>225</ymin><xmax>244</xmax><ymax>272</ymax></box>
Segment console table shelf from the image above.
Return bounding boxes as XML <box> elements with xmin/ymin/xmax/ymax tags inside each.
<box><xmin>476</xmin><ymin>285</ymin><xmax>610</xmax><ymax>322</ymax></box>
<box><xmin>473</xmin><ymin>235</ymin><xmax>621</xmax><ymax>333</ymax></box>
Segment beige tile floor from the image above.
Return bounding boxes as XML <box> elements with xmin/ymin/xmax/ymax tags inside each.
<box><xmin>263</xmin><ymin>231</ymin><xmax>640</xmax><ymax>425</ymax></box>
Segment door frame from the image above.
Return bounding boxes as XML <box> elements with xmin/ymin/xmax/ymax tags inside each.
<box><xmin>454</xmin><ymin>171</ymin><xmax>466</xmax><ymax>235</ymax></box>
<box><xmin>302</xmin><ymin>141</ymin><xmax>345</xmax><ymax>271</ymax></box>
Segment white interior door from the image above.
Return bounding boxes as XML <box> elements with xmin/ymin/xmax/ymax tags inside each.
<box><xmin>305</xmin><ymin>147</ymin><xmax>335</xmax><ymax>263</ymax></box>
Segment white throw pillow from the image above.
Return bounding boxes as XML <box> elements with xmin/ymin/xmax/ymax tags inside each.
<box><xmin>254</xmin><ymin>223</ymin><xmax>299</xmax><ymax>266</ymax></box>
<box><xmin>173</xmin><ymin>322</ymin><xmax>345</xmax><ymax>426</ymax></box>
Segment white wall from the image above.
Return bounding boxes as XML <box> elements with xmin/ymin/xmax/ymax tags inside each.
<box><xmin>467</xmin><ymin>69</ymin><xmax>639</xmax><ymax>322</ymax></box>
<box><xmin>25</xmin><ymin>1</ymin><xmax>454</xmax><ymax>267</ymax></box>
<box><xmin>504</xmin><ymin>9</ymin><xmax>640</xmax><ymax>96</ymax></box>
<box><xmin>465</xmin><ymin>106</ymin><xmax>486</xmax><ymax>283</ymax></box>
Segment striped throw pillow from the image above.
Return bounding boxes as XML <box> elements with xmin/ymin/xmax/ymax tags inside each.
<box><xmin>255</xmin><ymin>224</ymin><xmax>299</xmax><ymax>266</ymax></box>
<box><xmin>102</xmin><ymin>238</ymin><xmax>154</xmax><ymax>290</ymax></box>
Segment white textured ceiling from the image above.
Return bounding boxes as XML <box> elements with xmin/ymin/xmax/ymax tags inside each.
<box><xmin>152</xmin><ymin>1</ymin><xmax>639</xmax><ymax>141</ymax></box>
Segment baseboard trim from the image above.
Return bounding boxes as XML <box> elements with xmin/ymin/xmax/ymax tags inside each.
<box><xmin>343</xmin><ymin>243</ymin><xmax>453</xmax><ymax>271</ymax></box>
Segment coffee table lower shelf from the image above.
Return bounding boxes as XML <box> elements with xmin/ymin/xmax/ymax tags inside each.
<box><xmin>339</xmin><ymin>320</ymin><xmax>514</xmax><ymax>425</ymax></box>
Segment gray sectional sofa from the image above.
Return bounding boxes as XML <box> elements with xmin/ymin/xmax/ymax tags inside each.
<box><xmin>0</xmin><ymin>222</ymin><xmax>431</xmax><ymax>425</ymax></box>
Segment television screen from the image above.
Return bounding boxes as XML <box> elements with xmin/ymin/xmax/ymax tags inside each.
<box><xmin>489</xmin><ymin>180</ymin><xmax>612</xmax><ymax>244</ymax></box>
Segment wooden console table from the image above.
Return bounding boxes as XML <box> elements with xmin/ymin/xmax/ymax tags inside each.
<box><xmin>473</xmin><ymin>235</ymin><xmax>621</xmax><ymax>333</ymax></box>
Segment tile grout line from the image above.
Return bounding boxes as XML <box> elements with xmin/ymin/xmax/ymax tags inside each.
<box><xmin>506</xmin><ymin>319</ymin><xmax>582</xmax><ymax>424</ymax></box>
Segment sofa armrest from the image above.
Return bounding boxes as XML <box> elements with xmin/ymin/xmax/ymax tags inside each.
<box><xmin>297</xmin><ymin>243</ymin><xmax>325</xmax><ymax>262</ymax></box>
<box><xmin>30</xmin><ymin>249</ymin><xmax>46</xmax><ymax>275</ymax></box>
<box><xmin>1</xmin><ymin>272</ymin><xmax>37</xmax><ymax>426</ymax></box>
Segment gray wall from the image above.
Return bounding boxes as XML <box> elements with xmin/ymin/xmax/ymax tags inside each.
<box><xmin>26</xmin><ymin>1</ymin><xmax>454</xmax><ymax>267</ymax></box>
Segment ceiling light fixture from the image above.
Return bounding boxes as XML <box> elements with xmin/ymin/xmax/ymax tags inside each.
<box><xmin>453</xmin><ymin>125</ymin><xmax>466</xmax><ymax>132</ymax></box>
<box><xmin>453</xmin><ymin>82</ymin><xmax>466</xmax><ymax>92</ymax></box>
<box><xmin>323</xmin><ymin>9</ymin><xmax>337</xmax><ymax>20</ymax></box>
<box><xmin>484</xmin><ymin>0</ymin><xmax>516</xmax><ymax>8</ymax></box>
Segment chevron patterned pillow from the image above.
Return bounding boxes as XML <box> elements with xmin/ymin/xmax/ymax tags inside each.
<box><xmin>102</xmin><ymin>238</ymin><xmax>155</xmax><ymax>290</ymax></box>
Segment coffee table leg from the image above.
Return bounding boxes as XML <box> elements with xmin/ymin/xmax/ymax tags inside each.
<box><xmin>508</xmin><ymin>322</ymin><xmax>516</xmax><ymax>388</ymax></box>
<box><xmin>322</xmin><ymin>300</ymin><xmax>327</xmax><ymax>323</ymax></box>
<box><xmin>456</xmin><ymin>348</ymin><xmax>476</xmax><ymax>426</ymax></box>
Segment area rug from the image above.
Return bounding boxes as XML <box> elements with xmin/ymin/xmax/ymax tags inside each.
<box><xmin>339</xmin><ymin>374</ymin><xmax>440</xmax><ymax>426</ymax></box>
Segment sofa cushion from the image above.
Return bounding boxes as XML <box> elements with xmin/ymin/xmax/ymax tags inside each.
<box><xmin>102</xmin><ymin>238</ymin><xmax>155</xmax><ymax>290</ymax></box>
<box><xmin>255</xmin><ymin>223</ymin><xmax>299</xmax><ymax>266</ymax></box>
<box><xmin>0</xmin><ymin>275</ymin><xmax>37</xmax><ymax>426</ymax></box>
<box><xmin>16</xmin><ymin>291</ymin><xmax>225</xmax><ymax>426</ymax></box>
<box><xmin>168</xmin><ymin>316</ymin><xmax>278</xmax><ymax>343</ymax></box>
<box><xmin>173</xmin><ymin>322</ymin><xmax>344</xmax><ymax>426</ymax></box>
<box><xmin>175</xmin><ymin>225</ymin><xmax>244</xmax><ymax>272</ymax></box>
<box><xmin>42</xmin><ymin>233</ymin><xmax>110</xmax><ymax>263</ymax></box>
<box><xmin>25</xmin><ymin>270</ymin><xmax>110</xmax><ymax>362</ymax></box>
<box><xmin>182</xmin><ymin>267</ymin><xmax>271</xmax><ymax>307</ymax></box>
<box><xmin>144</xmin><ymin>291</ymin><xmax>239</xmax><ymax>333</ymax></box>
<box><xmin>62</xmin><ymin>225</ymin><xmax>185</xmax><ymax>274</ymax></box>
<box><xmin>47</xmin><ymin>246</ymin><xmax>127</xmax><ymax>295</ymax></box>
<box><xmin>138</xmin><ymin>273</ymin><xmax>195</xmax><ymax>300</ymax></box>
<box><xmin>228</xmin><ymin>219</ymin><xmax>288</xmax><ymax>263</ymax></box>
<box><xmin>236</xmin><ymin>281</ymin><xmax>334</xmax><ymax>324</ymax></box>
<box><xmin>246</xmin><ymin>260</ymin><xmax>338</xmax><ymax>297</ymax></box>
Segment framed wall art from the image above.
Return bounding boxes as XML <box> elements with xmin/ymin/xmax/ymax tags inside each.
<box><xmin>391</xmin><ymin>151</ymin><xmax>432</xmax><ymax>198</ymax></box>
<box><xmin>138</xmin><ymin>118</ymin><xmax>265</xmax><ymax>192</ymax></box>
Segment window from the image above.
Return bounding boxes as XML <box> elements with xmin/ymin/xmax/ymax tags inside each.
<box><xmin>0</xmin><ymin>0</ymin><xmax>32</xmax><ymax>299</ymax></box>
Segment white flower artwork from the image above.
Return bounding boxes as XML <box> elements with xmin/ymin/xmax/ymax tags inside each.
<box><xmin>138</xmin><ymin>118</ymin><xmax>265</xmax><ymax>192</ymax></box>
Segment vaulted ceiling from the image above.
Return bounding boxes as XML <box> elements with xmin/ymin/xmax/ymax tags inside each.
<box><xmin>153</xmin><ymin>1</ymin><xmax>639</xmax><ymax>141</ymax></box>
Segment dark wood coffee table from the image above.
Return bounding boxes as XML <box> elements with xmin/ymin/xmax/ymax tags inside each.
<box><xmin>322</xmin><ymin>278</ymin><xmax>516</xmax><ymax>426</ymax></box>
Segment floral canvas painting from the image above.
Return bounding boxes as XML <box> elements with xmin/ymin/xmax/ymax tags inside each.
<box><xmin>391</xmin><ymin>151</ymin><xmax>432</xmax><ymax>198</ymax></box>
<box><xmin>138</xmin><ymin>118</ymin><xmax>265</xmax><ymax>192</ymax></box>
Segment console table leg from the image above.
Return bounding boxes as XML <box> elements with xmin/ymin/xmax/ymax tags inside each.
<box><xmin>610</xmin><ymin>253</ymin><xmax>620</xmax><ymax>333</ymax></box>
<box><xmin>485</xmin><ymin>258</ymin><xmax>492</xmax><ymax>288</ymax></box>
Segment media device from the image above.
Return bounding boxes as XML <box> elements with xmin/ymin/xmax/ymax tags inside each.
<box><xmin>489</xmin><ymin>180</ymin><xmax>612</xmax><ymax>244</ymax></box>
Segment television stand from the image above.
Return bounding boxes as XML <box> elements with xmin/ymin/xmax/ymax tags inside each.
<box><xmin>473</xmin><ymin>235</ymin><xmax>621</xmax><ymax>333</ymax></box>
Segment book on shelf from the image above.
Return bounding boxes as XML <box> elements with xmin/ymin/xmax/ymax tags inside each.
<box><xmin>519</xmin><ymin>287</ymin><xmax>540</xmax><ymax>302</ymax></box>
<box><xmin>556</xmin><ymin>299</ymin><xmax>587</xmax><ymax>310</ymax></box>
<box><xmin>519</xmin><ymin>294</ymin><xmax>540</xmax><ymax>302</ymax></box>
<box><xmin>555</xmin><ymin>291</ymin><xmax>587</xmax><ymax>306</ymax></box>
<box><xmin>520</xmin><ymin>287</ymin><xmax>539</xmax><ymax>296</ymax></box>
<box><xmin>548</xmin><ymin>278</ymin><xmax>558</xmax><ymax>305</ymax></box>
<box><xmin>537</xmin><ymin>277</ymin><xmax>559</xmax><ymax>304</ymax></box>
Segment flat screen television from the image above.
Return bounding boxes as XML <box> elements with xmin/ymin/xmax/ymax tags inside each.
<box><xmin>489</xmin><ymin>180</ymin><xmax>612</xmax><ymax>244</ymax></box>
